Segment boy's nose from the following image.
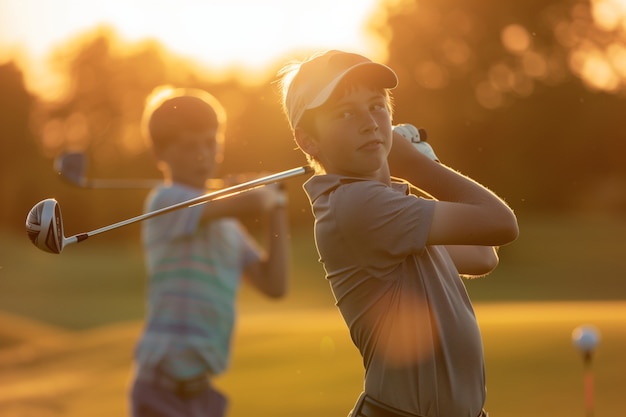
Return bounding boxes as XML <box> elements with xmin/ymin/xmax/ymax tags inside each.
<box><xmin>359</xmin><ymin>112</ymin><xmax>379</xmax><ymax>133</ymax></box>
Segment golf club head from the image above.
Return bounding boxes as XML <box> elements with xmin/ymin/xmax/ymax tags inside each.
<box><xmin>26</xmin><ymin>198</ymin><xmax>65</xmax><ymax>254</ymax></box>
<box><xmin>54</xmin><ymin>152</ymin><xmax>87</xmax><ymax>187</ymax></box>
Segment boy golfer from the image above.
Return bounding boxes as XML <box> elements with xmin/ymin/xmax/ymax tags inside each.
<box><xmin>130</xmin><ymin>86</ymin><xmax>289</xmax><ymax>417</ymax></box>
<box><xmin>278</xmin><ymin>50</ymin><xmax>518</xmax><ymax>417</ymax></box>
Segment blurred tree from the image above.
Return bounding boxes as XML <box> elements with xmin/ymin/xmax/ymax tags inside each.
<box><xmin>32</xmin><ymin>27</ymin><xmax>174</xmax><ymax>160</ymax></box>
<box><xmin>27</xmin><ymin>28</ymin><xmax>181</xmax><ymax>233</ymax></box>
<box><xmin>372</xmin><ymin>0</ymin><xmax>626</xmax><ymax>213</ymax></box>
<box><xmin>11</xmin><ymin>0</ymin><xmax>626</xmax><ymax>238</ymax></box>
<box><xmin>0</xmin><ymin>61</ymin><xmax>49</xmax><ymax>230</ymax></box>
<box><xmin>24</xmin><ymin>27</ymin><xmax>308</xmax><ymax>235</ymax></box>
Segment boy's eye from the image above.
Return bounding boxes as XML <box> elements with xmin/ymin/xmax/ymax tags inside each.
<box><xmin>331</xmin><ymin>100</ymin><xmax>387</xmax><ymax>120</ymax></box>
<box><xmin>371</xmin><ymin>102</ymin><xmax>387</xmax><ymax>111</ymax></box>
<box><xmin>335</xmin><ymin>109</ymin><xmax>354</xmax><ymax>119</ymax></box>
<box><xmin>342</xmin><ymin>110</ymin><xmax>355</xmax><ymax>119</ymax></box>
<box><xmin>178</xmin><ymin>138</ymin><xmax>217</xmax><ymax>153</ymax></box>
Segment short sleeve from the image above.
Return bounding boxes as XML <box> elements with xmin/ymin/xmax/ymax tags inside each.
<box><xmin>143</xmin><ymin>185</ymin><xmax>204</xmax><ymax>246</ymax></box>
<box><xmin>332</xmin><ymin>181</ymin><xmax>435</xmax><ymax>276</ymax></box>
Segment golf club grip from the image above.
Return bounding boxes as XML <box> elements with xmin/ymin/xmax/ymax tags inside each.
<box><xmin>82</xmin><ymin>165</ymin><xmax>313</xmax><ymax>238</ymax></box>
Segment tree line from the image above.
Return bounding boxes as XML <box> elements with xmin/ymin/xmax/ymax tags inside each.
<box><xmin>1</xmin><ymin>0</ymin><xmax>625</xmax><ymax>236</ymax></box>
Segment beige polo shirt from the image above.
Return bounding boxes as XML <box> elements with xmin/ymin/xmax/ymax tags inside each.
<box><xmin>303</xmin><ymin>174</ymin><xmax>486</xmax><ymax>417</ymax></box>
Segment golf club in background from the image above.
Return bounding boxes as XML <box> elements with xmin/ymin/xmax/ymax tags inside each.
<box><xmin>54</xmin><ymin>151</ymin><xmax>225</xmax><ymax>190</ymax></box>
<box><xmin>27</xmin><ymin>165</ymin><xmax>312</xmax><ymax>254</ymax></box>
<box><xmin>55</xmin><ymin>130</ymin><xmax>427</xmax><ymax>189</ymax></box>
<box><xmin>54</xmin><ymin>152</ymin><xmax>162</xmax><ymax>189</ymax></box>
<box><xmin>572</xmin><ymin>324</ymin><xmax>601</xmax><ymax>417</ymax></box>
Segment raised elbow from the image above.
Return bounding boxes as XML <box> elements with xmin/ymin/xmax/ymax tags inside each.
<box><xmin>456</xmin><ymin>246</ymin><xmax>500</xmax><ymax>277</ymax></box>
<box><xmin>265</xmin><ymin>287</ymin><xmax>288</xmax><ymax>299</ymax></box>
<box><xmin>483</xmin><ymin>252</ymin><xmax>500</xmax><ymax>273</ymax></box>
<box><xmin>263</xmin><ymin>278</ymin><xmax>289</xmax><ymax>299</ymax></box>
<box><xmin>499</xmin><ymin>213</ymin><xmax>519</xmax><ymax>244</ymax></box>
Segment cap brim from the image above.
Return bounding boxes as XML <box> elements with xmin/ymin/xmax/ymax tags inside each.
<box><xmin>307</xmin><ymin>62</ymin><xmax>398</xmax><ymax>110</ymax></box>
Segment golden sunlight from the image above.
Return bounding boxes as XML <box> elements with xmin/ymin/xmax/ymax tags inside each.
<box><xmin>0</xmin><ymin>0</ymin><xmax>384</xmax><ymax>99</ymax></box>
<box><xmin>591</xmin><ymin>0</ymin><xmax>626</xmax><ymax>31</ymax></box>
<box><xmin>572</xmin><ymin>0</ymin><xmax>626</xmax><ymax>92</ymax></box>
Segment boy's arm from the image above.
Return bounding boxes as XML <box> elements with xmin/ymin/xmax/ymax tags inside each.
<box><xmin>445</xmin><ymin>245</ymin><xmax>499</xmax><ymax>277</ymax></box>
<box><xmin>391</xmin><ymin>125</ymin><xmax>507</xmax><ymax>275</ymax></box>
<box><xmin>196</xmin><ymin>183</ymin><xmax>290</xmax><ymax>297</ymax></box>
<box><xmin>388</xmin><ymin>130</ymin><xmax>519</xmax><ymax>247</ymax></box>
<box><xmin>198</xmin><ymin>185</ymin><xmax>277</xmax><ymax>221</ymax></box>
<box><xmin>242</xmin><ymin>189</ymin><xmax>290</xmax><ymax>298</ymax></box>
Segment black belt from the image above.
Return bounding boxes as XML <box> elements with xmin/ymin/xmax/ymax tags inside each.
<box><xmin>137</xmin><ymin>368</ymin><xmax>209</xmax><ymax>399</ymax></box>
<box><xmin>356</xmin><ymin>395</ymin><xmax>488</xmax><ymax>417</ymax></box>
<box><xmin>357</xmin><ymin>395</ymin><xmax>424</xmax><ymax>417</ymax></box>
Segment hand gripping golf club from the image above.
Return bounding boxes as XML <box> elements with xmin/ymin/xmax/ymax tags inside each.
<box><xmin>26</xmin><ymin>165</ymin><xmax>312</xmax><ymax>254</ymax></box>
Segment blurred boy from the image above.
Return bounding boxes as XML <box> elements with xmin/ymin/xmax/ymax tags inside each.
<box><xmin>278</xmin><ymin>51</ymin><xmax>519</xmax><ymax>417</ymax></box>
<box><xmin>130</xmin><ymin>86</ymin><xmax>289</xmax><ymax>417</ymax></box>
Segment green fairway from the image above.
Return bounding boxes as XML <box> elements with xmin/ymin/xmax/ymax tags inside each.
<box><xmin>222</xmin><ymin>302</ymin><xmax>626</xmax><ymax>417</ymax></box>
<box><xmin>0</xmin><ymin>303</ymin><xmax>624</xmax><ymax>416</ymax></box>
<box><xmin>1</xmin><ymin>213</ymin><xmax>625</xmax><ymax>416</ymax></box>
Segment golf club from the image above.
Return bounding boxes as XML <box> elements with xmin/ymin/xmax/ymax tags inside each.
<box><xmin>27</xmin><ymin>165</ymin><xmax>312</xmax><ymax>254</ymax></box>
<box><xmin>54</xmin><ymin>152</ymin><xmax>225</xmax><ymax>190</ymax></box>
<box><xmin>54</xmin><ymin>151</ymin><xmax>163</xmax><ymax>189</ymax></box>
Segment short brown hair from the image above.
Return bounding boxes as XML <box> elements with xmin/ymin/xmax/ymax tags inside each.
<box><xmin>141</xmin><ymin>86</ymin><xmax>226</xmax><ymax>154</ymax></box>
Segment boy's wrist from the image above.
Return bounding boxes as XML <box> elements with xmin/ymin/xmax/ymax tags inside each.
<box><xmin>274</xmin><ymin>191</ymin><xmax>288</xmax><ymax>208</ymax></box>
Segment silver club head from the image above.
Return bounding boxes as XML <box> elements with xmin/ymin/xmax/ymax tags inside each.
<box><xmin>26</xmin><ymin>198</ymin><xmax>66</xmax><ymax>254</ymax></box>
<box><xmin>27</xmin><ymin>165</ymin><xmax>313</xmax><ymax>255</ymax></box>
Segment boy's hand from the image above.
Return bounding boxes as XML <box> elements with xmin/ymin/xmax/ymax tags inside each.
<box><xmin>393</xmin><ymin>124</ymin><xmax>439</xmax><ymax>162</ymax></box>
<box><xmin>255</xmin><ymin>182</ymin><xmax>288</xmax><ymax>211</ymax></box>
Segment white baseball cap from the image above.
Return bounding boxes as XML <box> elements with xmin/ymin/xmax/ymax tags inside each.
<box><xmin>284</xmin><ymin>50</ymin><xmax>398</xmax><ymax>130</ymax></box>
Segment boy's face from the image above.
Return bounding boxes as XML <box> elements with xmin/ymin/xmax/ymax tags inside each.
<box><xmin>158</xmin><ymin>127</ymin><xmax>221</xmax><ymax>189</ymax></box>
<box><xmin>297</xmin><ymin>85</ymin><xmax>392</xmax><ymax>179</ymax></box>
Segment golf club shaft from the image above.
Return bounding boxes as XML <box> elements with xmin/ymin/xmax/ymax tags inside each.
<box><xmin>55</xmin><ymin>152</ymin><xmax>223</xmax><ymax>189</ymax></box>
<box><xmin>67</xmin><ymin>166</ymin><xmax>311</xmax><ymax>244</ymax></box>
<box><xmin>81</xmin><ymin>178</ymin><xmax>162</xmax><ymax>189</ymax></box>
<box><xmin>80</xmin><ymin>178</ymin><xmax>224</xmax><ymax>190</ymax></box>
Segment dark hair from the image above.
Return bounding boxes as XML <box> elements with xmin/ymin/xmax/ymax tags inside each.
<box><xmin>142</xmin><ymin>88</ymin><xmax>226</xmax><ymax>154</ymax></box>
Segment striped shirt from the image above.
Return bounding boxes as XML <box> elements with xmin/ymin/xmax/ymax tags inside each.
<box><xmin>135</xmin><ymin>183</ymin><xmax>261</xmax><ymax>379</ymax></box>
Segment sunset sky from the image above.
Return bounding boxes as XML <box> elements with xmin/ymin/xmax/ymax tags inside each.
<box><xmin>0</xmin><ymin>0</ymin><xmax>387</xmax><ymax>98</ymax></box>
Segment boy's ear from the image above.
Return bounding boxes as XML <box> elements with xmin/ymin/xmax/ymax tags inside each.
<box><xmin>156</xmin><ymin>159</ymin><xmax>170</xmax><ymax>175</ymax></box>
<box><xmin>294</xmin><ymin>127</ymin><xmax>319</xmax><ymax>157</ymax></box>
<box><xmin>153</xmin><ymin>147</ymin><xmax>172</xmax><ymax>174</ymax></box>
<box><xmin>215</xmin><ymin>137</ymin><xmax>225</xmax><ymax>164</ymax></box>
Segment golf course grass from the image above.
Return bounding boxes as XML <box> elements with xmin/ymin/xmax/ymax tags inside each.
<box><xmin>1</xmin><ymin>213</ymin><xmax>625</xmax><ymax>416</ymax></box>
<box><xmin>0</xmin><ymin>303</ymin><xmax>624</xmax><ymax>416</ymax></box>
